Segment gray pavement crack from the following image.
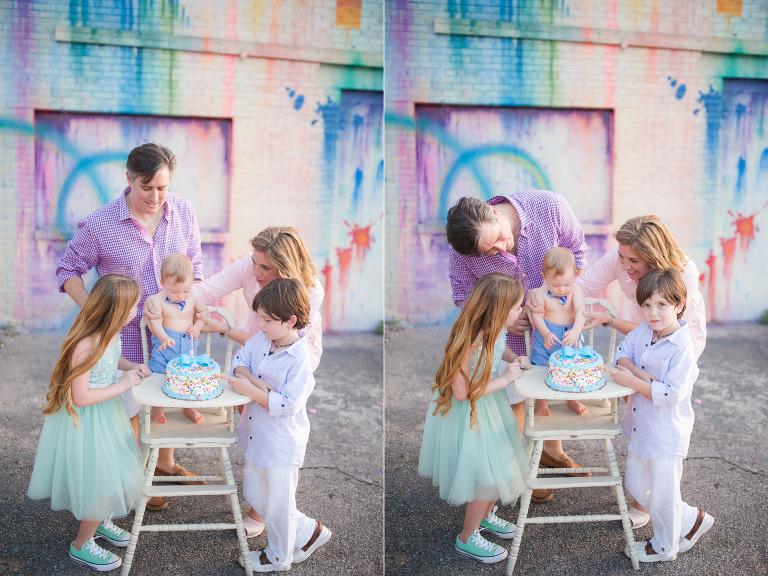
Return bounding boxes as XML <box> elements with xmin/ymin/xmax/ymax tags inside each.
<box><xmin>686</xmin><ymin>455</ymin><xmax>767</xmax><ymax>477</ymax></box>
<box><xmin>302</xmin><ymin>465</ymin><xmax>381</xmax><ymax>487</ymax></box>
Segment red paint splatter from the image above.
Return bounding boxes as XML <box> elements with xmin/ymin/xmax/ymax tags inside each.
<box><xmin>728</xmin><ymin>205</ymin><xmax>766</xmax><ymax>251</ymax></box>
<box><xmin>720</xmin><ymin>237</ymin><xmax>737</xmax><ymax>310</ymax></box>
<box><xmin>336</xmin><ymin>247</ymin><xmax>353</xmax><ymax>322</ymax></box>
<box><xmin>321</xmin><ymin>259</ymin><xmax>333</xmax><ymax>331</ymax></box>
<box><xmin>705</xmin><ymin>249</ymin><xmax>717</xmax><ymax>317</ymax></box>
<box><xmin>344</xmin><ymin>216</ymin><xmax>382</xmax><ymax>261</ymax></box>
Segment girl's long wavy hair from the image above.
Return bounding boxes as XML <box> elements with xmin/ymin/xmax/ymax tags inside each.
<box><xmin>432</xmin><ymin>273</ymin><xmax>524</xmax><ymax>431</ymax></box>
<box><xmin>251</xmin><ymin>227</ymin><xmax>318</xmax><ymax>289</ymax></box>
<box><xmin>43</xmin><ymin>274</ymin><xmax>140</xmax><ymax>427</ymax></box>
<box><xmin>615</xmin><ymin>215</ymin><xmax>687</xmax><ymax>273</ymax></box>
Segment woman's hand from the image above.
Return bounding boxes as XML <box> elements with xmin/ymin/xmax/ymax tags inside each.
<box><xmin>187</xmin><ymin>324</ymin><xmax>203</xmax><ymax>340</ymax></box>
<box><xmin>582</xmin><ymin>309</ymin><xmax>611</xmax><ymax>331</ymax></box>
<box><xmin>197</xmin><ymin>313</ymin><xmax>227</xmax><ymax>335</ymax></box>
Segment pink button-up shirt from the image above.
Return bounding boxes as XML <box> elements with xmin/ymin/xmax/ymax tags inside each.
<box><xmin>449</xmin><ymin>190</ymin><xmax>588</xmax><ymax>356</ymax></box>
<box><xmin>56</xmin><ymin>187</ymin><xmax>203</xmax><ymax>363</ymax></box>
<box><xmin>576</xmin><ymin>247</ymin><xmax>707</xmax><ymax>359</ymax></box>
<box><xmin>195</xmin><ymin>253</ymin><xmax>324</xmax><ymax>371</ymax></box>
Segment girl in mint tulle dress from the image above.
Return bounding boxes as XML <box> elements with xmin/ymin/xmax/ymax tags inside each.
<box><xmin>419</xmin><ymin>273</ymin><xmax>531</xmax><ymax>565</ymax></box>
<box><xmin>28</xmin><ymin>274</ymin><xmax>150</xmax><ymax>572</ymax></box>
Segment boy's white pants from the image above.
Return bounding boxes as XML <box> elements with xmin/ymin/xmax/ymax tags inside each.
<box><xmin>243</xmin><ymin>461</ymin><xmax>316</xmax><ymax>569</ymax></box>
<box><xmin>625</xmin><ymin>451</ymin><xmax>699</xmax><ymax>559</ymax></box>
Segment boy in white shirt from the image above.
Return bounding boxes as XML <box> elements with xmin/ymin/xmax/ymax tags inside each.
<box><xmin>224</xmin><ymin>278</ymin><xmax>331</xmax><ymax>572</ymax></box>
<box><xmin>606</xmin><ymin>268</ymin><xmax>714</xmax><ymax>563</ymax></box>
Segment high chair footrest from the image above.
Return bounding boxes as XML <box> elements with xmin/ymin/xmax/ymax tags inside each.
<box><xmin>525</xmin><ymin>513</ymin><xmax>623</xmax><ymax>525</ymax></box>
<box><xmin>528</xmin><ymin>476</ymin><xmax>622</xmax><ymax>490</ymax></box>
<box><xmin>143</xmin><ymin>484</ymin><xmax>237</xmax><ymax>498</ymax></box>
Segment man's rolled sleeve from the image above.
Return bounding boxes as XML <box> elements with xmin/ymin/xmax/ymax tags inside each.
<box><xmin>267</xmin><ymin>360</ymin><xmax>314</xmax><ymax>417</ymax></box>
<box><xmin>56</xmin><ymin>222</ymin><xmax>99</xmax><ymax>292</ymax></box>
<box><xmin>650</xmin><ymin>354</ymin><xmax>698</xmax><ymax>407</ymax></box>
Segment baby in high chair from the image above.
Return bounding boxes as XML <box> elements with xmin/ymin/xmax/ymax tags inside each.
<box><xmin>527</xmin><ymin>247</ymin><xmax>589</xmax><ymax>417</ymax></box>
<box><xmin>144</xmin><ymin>253</ymin><xmax>209</xmax><ymax>424</ymax></box>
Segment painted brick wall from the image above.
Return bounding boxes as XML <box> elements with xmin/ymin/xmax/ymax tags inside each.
<box><xmin>385</xmin><ymin>0</ymin><xmax>768</xmax><ymax>325</ymax></box>
<box><xmin>0</xmin><ymin>0</ymin><xmax>383</xmax><ymax>332</ymax></box>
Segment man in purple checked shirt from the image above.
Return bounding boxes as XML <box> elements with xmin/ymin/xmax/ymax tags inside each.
<box><xmin>57</xmin><ymin>143</ymin><xmax>204</xmax><ymax>512</ymax></box>
<box><xmin>446</xmin><ymin>190</ymin><xmax>590</xmax><ymax>502</ymax></box>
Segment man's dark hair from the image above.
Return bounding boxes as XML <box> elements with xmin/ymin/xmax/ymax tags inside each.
<box><xmin>126</xmin><ymin>143</ymin><xmax>177</xmax><ymax>183</ymax></box>
<box><xmin>445</xmin><ymin>197</ymin><xmax>496</xmax><ymax>256</ymax></box>
<box><xmin>252</xmin><ymin>278</ymin><xmax>310</xmax><ymax>329</ymax></box>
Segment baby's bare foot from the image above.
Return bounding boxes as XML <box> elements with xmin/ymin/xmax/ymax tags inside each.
<box><xmin>183</xmin><ymin>408</ymin><xmax>205</xmax><ymax>424</ymax></box>
<box><xmin>535</xmin><ymin>398</ymin><xmax>551</xmax><ymax>416</ymax></box>
<box><xmin>567</xmin><ymin>400</ymin><xmax>588</xmax><ymax>416</ymax></box>
<box><xmin>151</xmin><ymin>406</ymin><xmax>167</xmax><ymax>424</ymax></box>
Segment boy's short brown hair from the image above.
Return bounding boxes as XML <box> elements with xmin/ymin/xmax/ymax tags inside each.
<box><xmin>252</xmin><ymin>278</ymin><xmax>310</xmax><ymax>329</ymax></box>
<box><xmin>636</xmin><ymin>268</ymin><xmax>687</xmax><ymax>319</ymax></box>
<box><xmin>161</xmin><ymin>254</ymin><xmax>193</xmax><ymax>284</ymax></box>
<box><xmin>542</xmin><ymin>247</ymin><xmax>576</xmax><ymax>277</ymax></box>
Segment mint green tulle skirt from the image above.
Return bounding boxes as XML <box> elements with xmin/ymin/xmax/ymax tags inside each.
<box><xmin>27</xmin><ymin>396</ymin><xmax>144</xmax><ymax>521</ymax></box>
<box><xmin>418</xmin><ymin>389</ymin><xmax>529</xmax><ymax>506</ymax></box>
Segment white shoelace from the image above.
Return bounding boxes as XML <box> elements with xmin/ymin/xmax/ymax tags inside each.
<box><xmin>485</xmin><ymin>506</ymin><xmax>506</xmax><ymax>529</ymax></box>
<box><xmin>101</xmin><ymin>519</ymin><xmax>122</xmax><ymax>536</ymax></box>
<box><xmin>84</xmin><ymin>538</ymin><xmax>112</xmax><ymax>560</ymax></box>
<box><xmin>468</xmin><ymin>530</ymin><xmax>495</xmax><ymax>552</ymax></box>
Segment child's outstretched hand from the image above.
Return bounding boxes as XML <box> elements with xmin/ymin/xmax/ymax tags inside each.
<box><xmin>560</xmin><ymin>329</ymin><xmax>581</xmax><ymax>348</ymax></box>
<box><xmin>222</xmin><ymin>373</ymin><xmax>251</xmax><ymax>396</ymax></box>
<box><xmin>512</xmin><ymin>355</ymin><xmax>531</xmax><ymax>370</ymax></box>
<box><xmin>119</xmin><ymin>369</ymin><xmax>142</xmax><ymax>391</ymax></box>
<box><xmin>158</xmin><ymin>337</ymin><xmax>175</xmax><ymax>351</ymax></box>
<box><xmin>188</xmin><ymin>324</ymin><xmax>202</xmax><ymax>340</ymax></box>
<box><xmin>543</xmin><ymin>331</ymin><xmax>560</xmax><ymax>350</ymax></box>
<box><xmin>503</xmin><ymin>362</ymin><xmax>523</xmax><ymax>383</ymax></box>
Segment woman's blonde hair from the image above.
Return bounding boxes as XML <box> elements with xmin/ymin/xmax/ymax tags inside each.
<box><xmin>43</xmin><ymin>274</ymin><xmax>140</xmax><ymax>427</ymax></box>
<box><xmin>615</xmin><ymin>216</ymin><xmax>687</xmax><ymax>272</ymax></box>
<box><xmin>251</xmin><ymin>227</ymin><xmax>318</xmax><ymax>289</ymax></box>
<box><xmin>432</xmin><ymin>273</ymin><xmax>524</xmax><ymax>431</ymax></box>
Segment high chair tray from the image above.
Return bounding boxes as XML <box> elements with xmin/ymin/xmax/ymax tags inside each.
<box><xmin>514</xmin><ymin>366</ymin><xmax>634</xmax><ymax>401</ymax></box>
<box><xmin>131</xmin><ymin>374</ymin><xmax>251</xmax><ymax>408</ymax></box>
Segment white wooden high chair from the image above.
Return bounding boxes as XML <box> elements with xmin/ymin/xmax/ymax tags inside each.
<box><xmin>506</xmin><ymin>298</ymin><xmax>640</xmax><ymax>574</ymax></box>
<box><xmin>122</xmin><ymin>306</ymin><xmax>254</xmax><ymax>576</ymax></box>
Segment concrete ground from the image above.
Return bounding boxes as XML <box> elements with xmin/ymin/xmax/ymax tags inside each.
<box><xmin>1</xmin><ymin>330</ymin><xmax>383</xmax><ymax>576</ymax></box>
<box><xmin>385</xmin><ymin>323</ymin><xmax>768</xmax><ymax>576</ymax></box>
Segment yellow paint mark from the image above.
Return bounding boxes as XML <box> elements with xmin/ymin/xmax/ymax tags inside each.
<box><xmin>717</xmin><ymin>0</ymin><xmax>742</xmax><ymax>32</ymax></box>
<box><xmin>336</xmin><ymin>0</ymin><xmax>361</xmax><ymax>31</ymax></box>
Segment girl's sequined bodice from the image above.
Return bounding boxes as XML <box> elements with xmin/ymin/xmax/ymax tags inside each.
<box><xmin>469</xmin><ymin>330</ymin><xmax>507</xmax><ymax>379</ymax></box>
<box><xmin>88</xmin><ymin>339</ymin><xmax>122</xmax><ymax>389</ymax></box>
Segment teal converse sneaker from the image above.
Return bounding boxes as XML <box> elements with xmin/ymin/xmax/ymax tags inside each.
<box><xmin>480</xmin><ymin>506</ymin><xmax>517</xmax><ymax>539</ymax></box>
<box><xmin>69</xmin><ymin>538</ymin><xmax>122</xmax><ymax>571</ymax></box>
<box><xmin>96</xmin><ymin>519</ymin><xmax>130</xmax><ymax>547</ymax></box>
<box><xmin>455</xmin><ymin>529</ymin><xmax>508</xmax><ymax>563</ymax></box>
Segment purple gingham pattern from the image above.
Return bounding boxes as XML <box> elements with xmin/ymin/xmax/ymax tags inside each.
<box><xmin>448</xmin><ymin>190</ymin><xmax>588</xmax><ymax>356</ymax></box>
<box><xmin>56</xmin><ymin>187</ymin><xmax>203</xmax><ymax>363</ymax></box>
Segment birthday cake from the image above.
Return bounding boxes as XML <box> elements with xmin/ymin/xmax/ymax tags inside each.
<box><xmin>545</xmin><ymin>346</ymin><xmax>606</xmax><ymax>393</ymax></box>
<box><xmin>162</xmin><ymin>353</ymin><xmax>223</xmax><ymax>401</ymax></box>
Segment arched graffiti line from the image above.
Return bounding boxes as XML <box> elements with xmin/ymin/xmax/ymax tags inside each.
<box><xmin>438</xmin><ymin>145</ymin><xmax>551</xmax><ymax>218</ymax></box>
<box><xmin>55</xmin><ymin>152</ymin><xmax>127</xmax><ymax>233</ymax></box>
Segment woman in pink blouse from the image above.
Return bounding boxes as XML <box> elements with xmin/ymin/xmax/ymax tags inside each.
<box><xmin>195</xmin><ymin>226</ymin><xmax>324</xmax><ymax>371</ymax></box>
<box><xmin>529</xmin><ymin>215</ymin><xmax>706</xmax><ymax>529</ymax></box>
